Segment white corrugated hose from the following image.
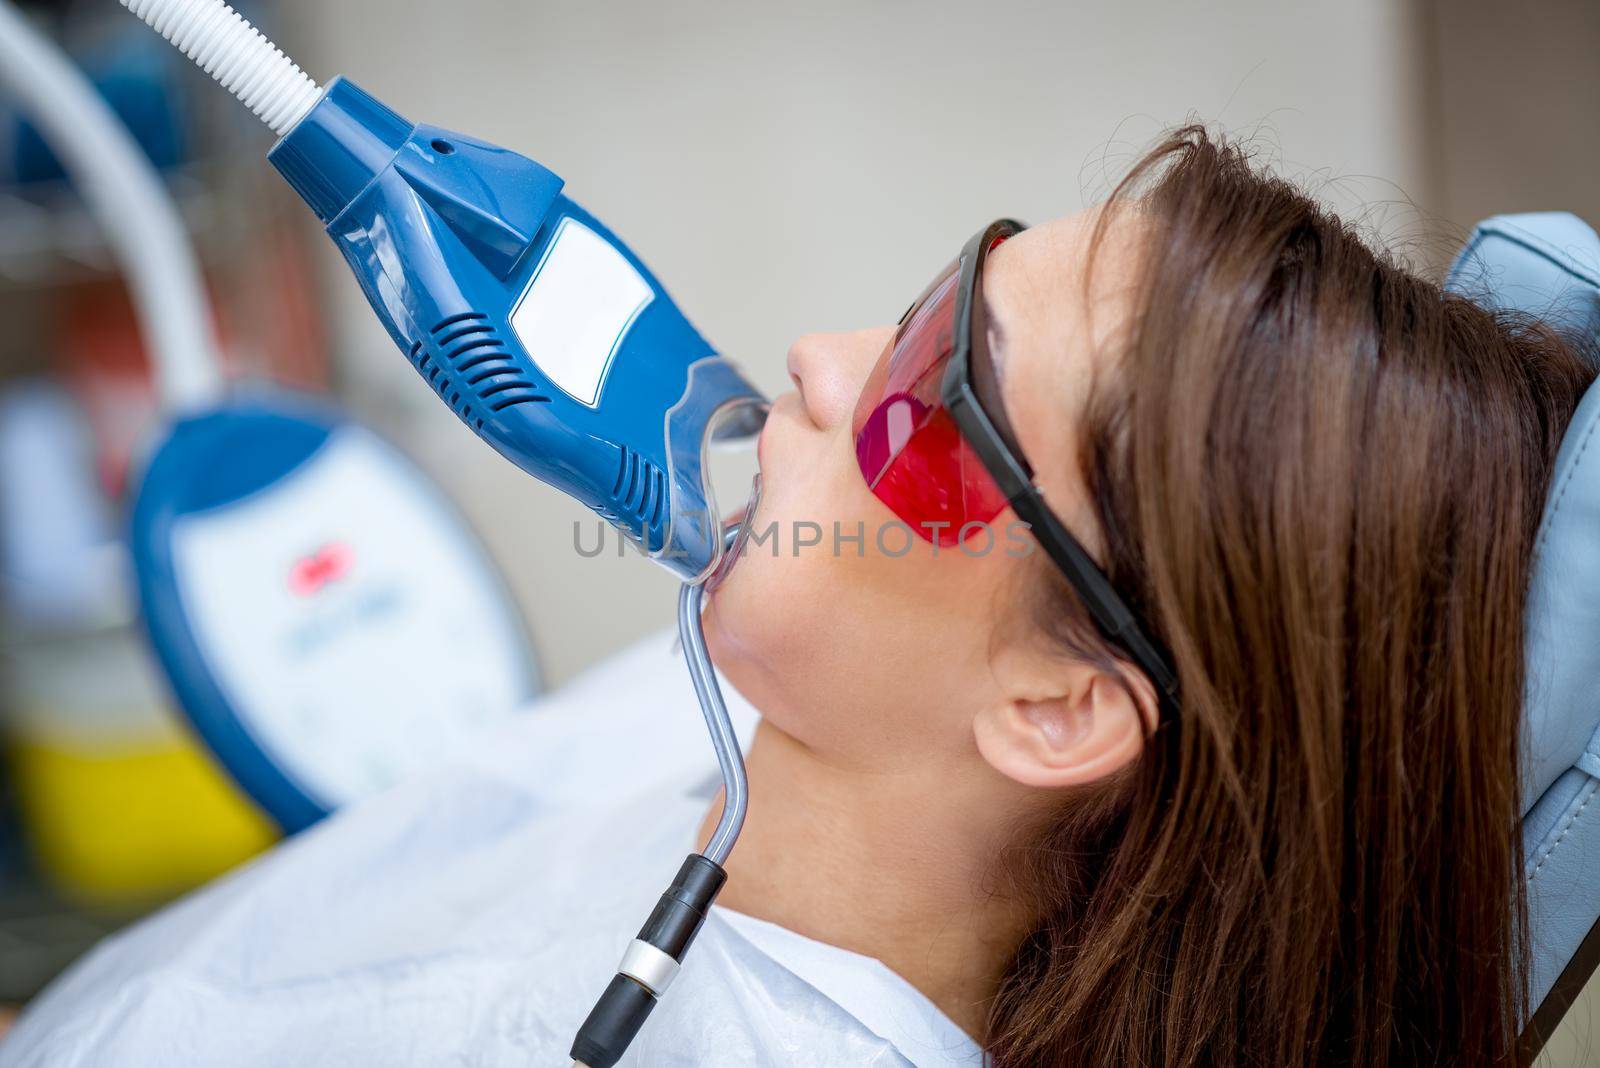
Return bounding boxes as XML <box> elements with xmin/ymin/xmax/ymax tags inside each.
<box><xmin>119</xmin><ymin>0</ymin><xmax>322</xmax><ymax>135</ymax></box>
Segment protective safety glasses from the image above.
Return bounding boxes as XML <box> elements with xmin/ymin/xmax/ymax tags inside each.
<box><xmin>852</xmin><ymin>219</ymin><xmax>1180</xmax><ymax>714</ymax></box>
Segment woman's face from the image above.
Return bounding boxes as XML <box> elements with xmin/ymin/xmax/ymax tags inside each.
<box><xmin>703</xmin><ymin>206</ymin><xmax>1149</xmax><ymax>782</ymax></box>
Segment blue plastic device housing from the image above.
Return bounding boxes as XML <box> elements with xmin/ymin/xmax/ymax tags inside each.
<box><xmin>267</xmin><ymin>78</ymin><xmax>765</xmax><ymax>581</ymax></box>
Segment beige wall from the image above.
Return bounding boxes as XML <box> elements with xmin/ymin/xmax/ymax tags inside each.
<box><xmin>1419</xmin><ymin>0</ymin><xmax>1600</xmax><ymax>241</ymax></box>
<box><xmin>278</xmin><ymin>0</ymin><xmax>1428</xmax><ymax>686</ymax></box>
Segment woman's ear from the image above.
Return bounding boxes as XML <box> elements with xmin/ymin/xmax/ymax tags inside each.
<box><xmin>973</xmin><ymin>668</ymin><xmax>1151</xmax><ymax>789</ymax></box>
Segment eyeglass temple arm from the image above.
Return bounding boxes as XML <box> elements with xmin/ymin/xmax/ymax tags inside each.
<box><xmin>947</xmin><ymin>374</ymin><xmax>1182</xmax><ymax>715</ymax></box>
<box><xmin>1011</xmin><ymin>494</ymin><xmax>1181</xmax><ymax>707</ymax></box>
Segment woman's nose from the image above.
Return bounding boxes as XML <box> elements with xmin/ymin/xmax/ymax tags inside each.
<box><xmin>785</xmin><ymin>326</ymin><xmax>896</xmax><ymax>431</ymax></box>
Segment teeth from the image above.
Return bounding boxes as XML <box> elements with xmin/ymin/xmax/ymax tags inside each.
<box><xmin>120</xmin><ymin>0</ymin><xmax>322</xmax><ymax>135</ymax></box>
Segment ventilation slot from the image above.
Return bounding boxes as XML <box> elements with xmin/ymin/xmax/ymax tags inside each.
<box><xmin>429</xmin><ymin>312</ymin><xmax>499</xmax><ymax>364</ymax></box>
<box><xmin>610</xmin><ymin>446</ymin><xmax>669</xmax><ymax>530</ymax></box>
<box><xmin>467</xmin><ymin>364</ymin><xmax>521</xmax><ymax>386</ymax></box>
<box><xmin>450</xmin><ymin>339</ymin><xmax>502</xmax><ymax>363</ymax></box>
<box><xmin>407</xmin><ymin>339</ymin><xmax>456</xmax><ymax>406</ymax></box>
<box><xmin>433</xmin><ymin>312</ymin><xmax>487</xmax><ymax>331</ymax></box>
<box><xmin>419</xmin><ymin>311</ymin><xmax>553</xmax><ymax>417</ymax></box>
<box><xmin>611</xmin><ymin>449</ymin><xmax>631</xmax><ymax>496</ymax></box>
<box><xmin>649</xmin><ymin>466</ymin><xmax>666</xmax><ymax>527</ymax></box>
<box><xmin>477</xmin><ymin>370</ymin><xmax>551</xmax><ymax>409</ymax></box>
<box><xmin>489</xmin><ymin>394</ymin><xmax>553</xmax><ymax>413</ymax></box>
<box><xmin>438</xmin><ymin>323</ymin><xmax>493</xmax><ymax>348</ymax></box>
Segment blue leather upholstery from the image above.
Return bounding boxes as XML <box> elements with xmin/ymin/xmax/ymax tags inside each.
<box><xmin>1447</xmin><ymin>213</ymin><xmax>1600</xmax><ymax>1011</ymax></box>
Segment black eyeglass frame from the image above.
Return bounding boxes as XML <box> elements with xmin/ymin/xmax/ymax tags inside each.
<box><xmin>940</xmin><ymin>218</ymin><xmax>1181</xmax><ymax>717</ymax></box>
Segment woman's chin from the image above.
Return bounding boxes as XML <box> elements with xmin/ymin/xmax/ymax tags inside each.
<box><xmin>702</xmin><ymin>584</ymin><xmax>753</xmax><ymax>690</ymax></box>
<box><xmin>703</xmin><ymin>578</ymin><xmax>787</xmax><ymax>724</ymax></box>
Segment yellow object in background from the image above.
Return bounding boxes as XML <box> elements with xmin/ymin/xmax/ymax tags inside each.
<box><xmin>3</xmin><ymin>627</ymin><xmax>279</xmax><ymax>906</ymax></box>
<box><xmin>8</xmin><ymin>736</ymin><xmax>275</xmax><ymax>905</ymax></box>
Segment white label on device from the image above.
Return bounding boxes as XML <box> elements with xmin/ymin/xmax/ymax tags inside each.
<box><xmin>169</xmin><ymin>429</ymin><xmax>532</xmax><ymax>810</ymax></box>
<box><xmin>510</xmin><ymin>216</ymin><xmax>654</xmax><ymax>407</ymax></box>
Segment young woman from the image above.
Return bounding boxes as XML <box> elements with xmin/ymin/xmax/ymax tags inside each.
<box><xmin>701</xmin><ymin>126</ymin><xmax>1593</xmax><ymax>1064</ymax></box>
<box><xmin>6</xmin><ymin>127</ymin><xmax>1592</xmax><ymax>1067</ymax></box>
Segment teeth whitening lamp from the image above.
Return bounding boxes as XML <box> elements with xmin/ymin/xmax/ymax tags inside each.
<box><xmin>100</xmin><ymin>3</ymin><xmax>766</xmax><ymax>1065</ymax></box>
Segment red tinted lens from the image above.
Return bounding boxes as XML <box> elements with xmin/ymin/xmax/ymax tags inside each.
<box><xmin>852</xmin><ymin>268</ymin><xmax>1009</xmax><ymax>547</ymax></box>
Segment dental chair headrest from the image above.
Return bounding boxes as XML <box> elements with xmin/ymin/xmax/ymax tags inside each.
<box><xmin>1446</xmin><ymin>212</ymin><xmax>1600</xmax><ymax>1017</ymax></box>
<box><xmin>1448</xmin><ymin>214</ymin><xmax>1600</xmax><ymax>816</ymax></box>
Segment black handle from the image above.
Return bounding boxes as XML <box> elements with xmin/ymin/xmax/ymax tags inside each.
<box><xmin>568</xmin><ymin>854</ymin><xmax>728</xmax><ymax>1067</ymax></box>
<box><xmin>571</xmin><ymin>974</ymin><xmax>657</xmax><ymax>1068</ymax></box>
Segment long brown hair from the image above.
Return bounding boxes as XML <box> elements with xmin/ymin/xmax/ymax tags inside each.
<box><xmin>986</xmin><ymin>128</ymin><xmax>1596</xmax><ymax>1066</ymax></box>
